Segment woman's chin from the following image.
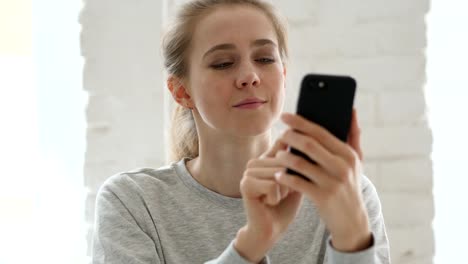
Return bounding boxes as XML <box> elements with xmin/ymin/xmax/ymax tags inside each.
<box><xmin>229</xmin><ymin>120</ymin><xmax>273</xmax><ymax>137</ymax></box>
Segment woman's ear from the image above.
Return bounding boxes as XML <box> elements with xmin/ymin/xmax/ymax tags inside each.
<box><xmin>167</xmin><ymin>75</ymin><xmax>195</xmax><ymax>109</ymax></box>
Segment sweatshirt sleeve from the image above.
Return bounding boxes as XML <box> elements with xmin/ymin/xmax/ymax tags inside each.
<box><xmin>325</xmin><ymin>175</ymin><xmax>391</xmax><ymax>264</ymax></box>
<box><xmin>92</xmin><ymin>175</ymin><xmax>162</xmax><ymax>264</ymax></box>
<box><xmin>204</xmin><ymin>240</ymin><xmax>270</xmax><ymax>264</ymax></box>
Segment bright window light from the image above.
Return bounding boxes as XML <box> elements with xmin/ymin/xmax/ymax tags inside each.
<box><xmin>427</xmin><ymin>1</ymin><xmax>468</xmax><ymax>263</ymax></box>
<box><xmin>0</xmin><ymin>0</ymin><xmax>88</xmax><ymax>263</ymax></box>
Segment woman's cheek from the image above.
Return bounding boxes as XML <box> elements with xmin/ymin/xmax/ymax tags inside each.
<box><xmin>276</xmin><ymin>83</ymin><xmax>285</xmax><ymax>110</ymax></box>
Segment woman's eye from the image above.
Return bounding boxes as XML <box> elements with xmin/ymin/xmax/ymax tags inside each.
<box><xmin>211</xmin><ymin>62</ymin><xmax>233</xmax><ymax>70</ymax></box>
<box><xmin>256</xmin><ymin>58</ymin><xmax>275</xmax><ymax>64</ymax></box>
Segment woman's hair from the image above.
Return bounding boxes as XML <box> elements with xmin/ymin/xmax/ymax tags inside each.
<box><xmin>162</xmin><ymin>0</ymin><xmax>289</xmax><ymax>162</ymax></box>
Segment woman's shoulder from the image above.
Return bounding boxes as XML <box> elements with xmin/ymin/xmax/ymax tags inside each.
<box><xmin>97</xmin><ymin>160</ymin><xmax>184</xmax><ymax>198</ymax></box>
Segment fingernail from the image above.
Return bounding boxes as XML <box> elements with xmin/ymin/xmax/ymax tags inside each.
<box><xmin>274</xmin><ymin>171</ymin><xmax>282</xmax><ymax>180</ymax></box>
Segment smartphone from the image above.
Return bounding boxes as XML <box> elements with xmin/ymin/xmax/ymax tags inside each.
<box><xmin>286</xmin><ymin>74</ymin><xmax>357</xmax><ymax>181</ymax></box>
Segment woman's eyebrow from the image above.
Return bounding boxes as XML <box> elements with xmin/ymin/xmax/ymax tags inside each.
<box><xmin>202</xmin><ymin>39</ymin><xmax>277</xmax><ymax>59</ymax></box>
<box><xmin>203</xmin><ymin>43</ymin><xmax>236</xmax><ymax>59</ymax></box>
<box><xmin>252</xmin><ymin>38</ymin><xmax>277</xmax><ymax>48</ymax></box>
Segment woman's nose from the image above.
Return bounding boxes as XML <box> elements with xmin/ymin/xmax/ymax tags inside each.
<box><xmin>236</xmin><ymin>66</ymin><xmax>260</xmax><ymax>89</ymax></box>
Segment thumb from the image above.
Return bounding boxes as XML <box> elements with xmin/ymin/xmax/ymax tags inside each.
<box><xmin>261</xmin><ymin>138</ymin><xmax>288</xmax><ymax>158</ymax></box>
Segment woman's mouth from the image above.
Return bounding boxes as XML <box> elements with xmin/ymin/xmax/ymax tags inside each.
<box><xmin>233</xmin><ymin>101</ymin><xmax>266</xmax><ymax>109</ymax></box>
<box><xmin>233</xmin><ymin>97</ymin><xmax>267</xmax><ymax>108</ymax></box>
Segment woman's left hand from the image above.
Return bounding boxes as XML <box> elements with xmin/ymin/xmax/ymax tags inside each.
<box><xmin>274</xmin><ymin>109</ymin><xmax>373</xmax><ymax>252</ymax></box>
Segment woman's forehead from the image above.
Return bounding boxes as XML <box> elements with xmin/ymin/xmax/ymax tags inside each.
<box><xmin>190</xmin><ymin>5</ymin><xmax>278</xmax><ymax>56</ymax></box>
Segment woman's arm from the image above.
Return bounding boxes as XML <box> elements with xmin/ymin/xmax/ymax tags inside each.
<box><xmin>205</xmin><ymin>239</ymin><xmax>270</xmax><ymax>264</ymax></box>
<box><xmin>325</xmin><ymin>175</ymin><xmax>391</xmax><ymax>264</ymax></box>
<box><xmin>92</xmin><ymin>177</ymin><xmax>162</xmax><ymax>264</ymax></box>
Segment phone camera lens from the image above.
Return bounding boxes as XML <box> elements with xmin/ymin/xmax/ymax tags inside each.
<box><xmin>318</xmin><ymin>81</ymin><xmax>326</xmax><ymax>89</ymax></box>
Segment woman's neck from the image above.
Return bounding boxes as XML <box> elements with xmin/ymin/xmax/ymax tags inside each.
<box><xmin>186</xmin><ymin>131</ymin><xmax>271</xmax><ymax>198</ymax></box>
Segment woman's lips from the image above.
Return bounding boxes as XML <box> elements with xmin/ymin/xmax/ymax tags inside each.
<box><xmin>233</xmin><ymin>101</ymin><xmax>266</xmax><ymax>109</ymax></box>
<box><xmin>233</xmin><ymin>97</ymin><xmax>267</xmax><ymax>107</ymax></box>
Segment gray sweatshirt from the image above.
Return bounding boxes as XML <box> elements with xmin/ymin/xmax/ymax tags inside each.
<box><xmin>92</xmin><ymin>158</ymin><xmax>391</xmax><ymax>264</ymax></box>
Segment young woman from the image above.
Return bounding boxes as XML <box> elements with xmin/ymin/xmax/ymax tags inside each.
<box><xmin>92</xmin><ymin>0</ymin><xmax>390</xmax><ymax>263</ymax></box>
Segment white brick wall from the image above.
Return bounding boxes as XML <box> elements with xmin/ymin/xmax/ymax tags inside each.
<box><xmin>81</xmin><ymin>0</ymin><xmax>433</xmax><ymax>263</ymax></box>
<box><xmin>388</xmin><ymin>225</ymin><xmax>435</xmax><ymax>264</ymax></box>
<box><xmin>378</xmin><ymin>159</ymin><xmax>433</xmax><ymax>193</ymax></box>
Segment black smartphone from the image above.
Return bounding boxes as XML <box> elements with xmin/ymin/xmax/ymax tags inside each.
<box><xmin>286</xmin><ymin>74</ymin><xmax>357</xmax><ymax>181</ymax></box>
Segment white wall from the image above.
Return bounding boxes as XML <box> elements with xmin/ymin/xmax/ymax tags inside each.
<box><xmin>80</xmin><ymin>0</ymin><xmax>166</xmax><ymax>255</ymax></box>
<box><xmin>81</xmin><ymin>0</ymin><xmax>433</xmax><ymax>263</ymax></box>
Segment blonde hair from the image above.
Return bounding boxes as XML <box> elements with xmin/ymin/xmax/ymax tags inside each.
<box><xmin>163</xmin><ymin>0</ymin><xmax>289</xmax><ymax>162</ymax></box>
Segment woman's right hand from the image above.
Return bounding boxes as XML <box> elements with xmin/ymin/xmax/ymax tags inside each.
<box><xmin>234</xmin><ymin>139</ymin><xmax>304</xmax><ymax>263</ymax></box>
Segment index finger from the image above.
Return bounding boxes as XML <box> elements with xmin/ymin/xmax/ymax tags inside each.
<box><xmin>280</xmin><ymin>112</ymin><xmax>354</xmax><ymax>163</ymax></box>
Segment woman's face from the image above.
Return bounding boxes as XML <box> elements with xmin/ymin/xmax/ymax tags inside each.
<box><xmin>185</xmin><ymin>5</ymin><xmax>286</xmax><ymax>138</ymax></box>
